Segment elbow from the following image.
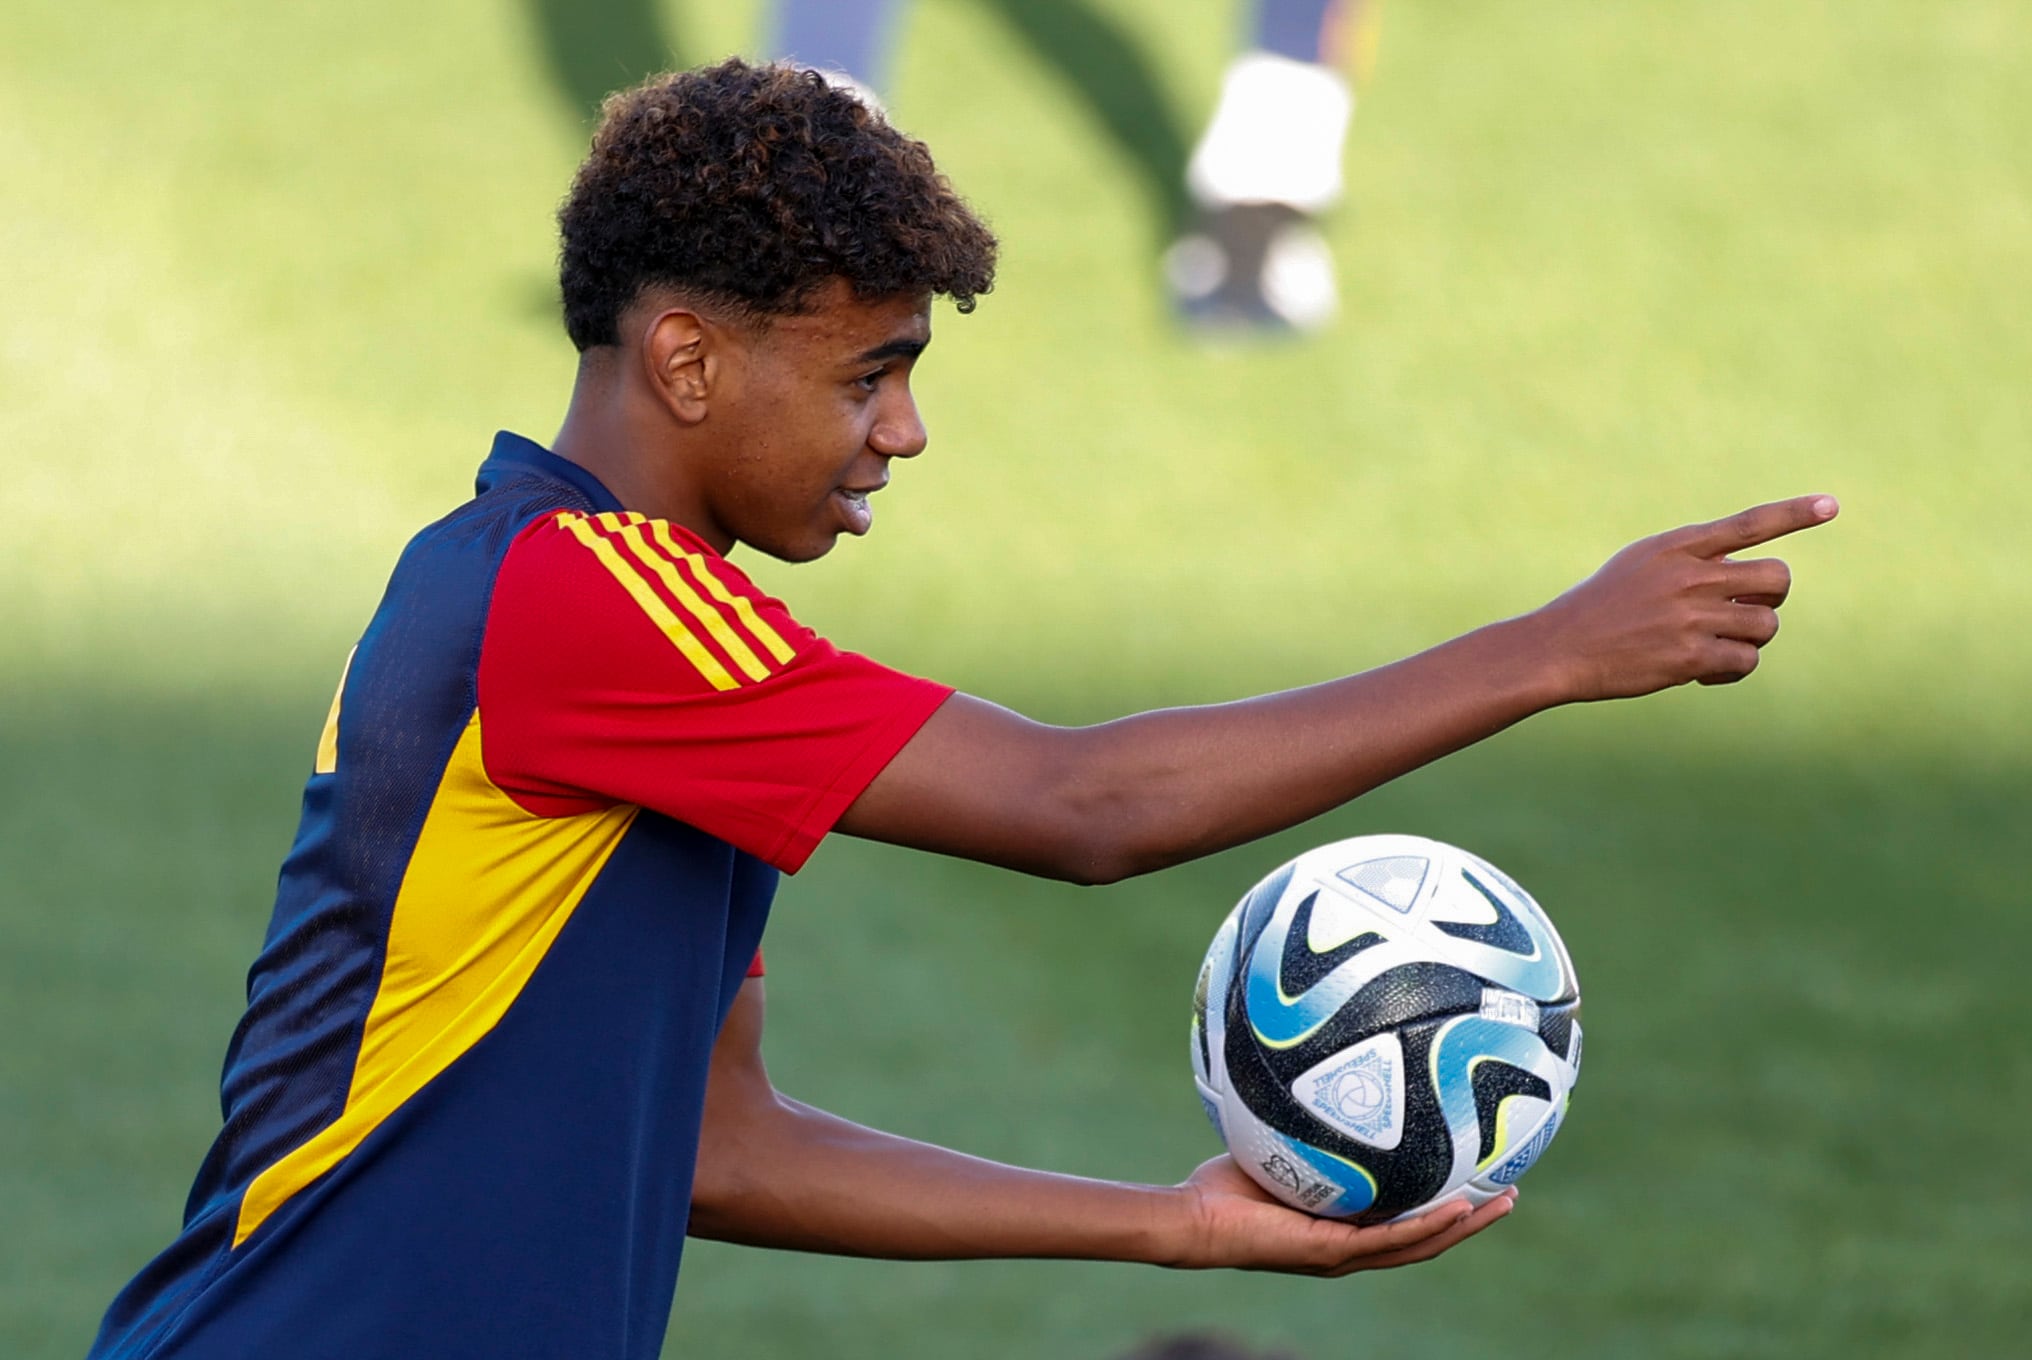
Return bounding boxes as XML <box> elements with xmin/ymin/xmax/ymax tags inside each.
<box><xmin>1021</xmin><ymin>726</ymin><xmax>1182</xmax><ymax>886</ymax></box>
<box><xmin>1053</xmin><ymin>848</ymin><xmax>1133</xmax><ymax>888</ymax></box>
<box><xmin>1055</xmin><ymin>829</ymin><xmax>1164</xmax><ymax>886</ymax></box>
<box><xmin>1036</xmin><ymin>789</ymin><xmax>1162</xmax><ymax>888</ymax></box>
<box><xmin>1063</xmin><ymin>839</ymin><xmax>1179</xmax><ymax>887</ymax></box>
<box><xmin>691</xmin><ymin>1084</ymin><xmax>795</xmax><ymax>1231</ymax></box>
<box><xmin>688</xmin><ymin>1133</ymin><xmax>753</xmax><ymax>1231</ymax></box>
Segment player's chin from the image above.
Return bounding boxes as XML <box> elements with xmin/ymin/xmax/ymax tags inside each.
<box><xmin>750</xmin><ymin>525</ymin><xmax>843</xmax><ymax>565</ymax></box>
<box><xmin>721</xmin><ymin>504</ymin><xmax>842</xmax><ymax>562</ymax></box>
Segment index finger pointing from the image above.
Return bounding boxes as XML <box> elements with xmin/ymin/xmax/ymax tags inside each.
<box><xmin>1680</xmin><ymin>495</ymin><xmax>1839</xmax><ymax>556</ymax></box>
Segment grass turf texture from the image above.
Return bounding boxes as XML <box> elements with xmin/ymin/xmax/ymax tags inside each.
<box><xmin>2</xmin><ymin>0</ymin><xmax>2027</xmax><ymax>1355</ymax></box>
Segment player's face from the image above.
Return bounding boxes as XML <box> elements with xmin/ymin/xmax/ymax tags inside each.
<box><xmin>705</xmin><ymin>284</ymin><xmax>932</xmax><ymax>563</ymax></box>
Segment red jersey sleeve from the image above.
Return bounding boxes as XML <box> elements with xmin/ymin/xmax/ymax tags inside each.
<box><xmin>478</xmin><ymin>510</ymin><xmax>953</xmax><ymax>873</ymax></box>
<box><xmin>747</xmin><ymin>950</ymin><xmax>765</xmax><ymax>978</ymax></box>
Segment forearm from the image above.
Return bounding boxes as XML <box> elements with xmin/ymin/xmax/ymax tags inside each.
<box><xmin>1059</xmin><ymin>614</ymin><xmax>1566</xmax><ymax>880</ymax></box>
<box><xmin>847</xmin><ymin>495</ymin><xmax>1832</xmax><ymax>882</ymax></box>
<box><xmin>695</xmin><ymin>983</ymin><xmax>1513</xmax><ymax>1275</ymax></box>
<box><xmin>690</xmin><ymin>1092</ymin><xmax>1189</xmax><ymax>1263</ymax></box>
<box><xmin>846</xmin><ymin>615</ymin><xmax>1568</xmax><ymax>884</ymax></box>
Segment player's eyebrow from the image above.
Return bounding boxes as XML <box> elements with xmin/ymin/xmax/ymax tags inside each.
<box><xmin>852</xmin><ymin>337</ymin><xmax>928</xmax><ymax>365</ymax></box>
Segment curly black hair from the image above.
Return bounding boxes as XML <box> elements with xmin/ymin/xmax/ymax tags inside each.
<box><xmin>558</xmin><ymin>59</ymin><xmax>998</xmax><ymax>351</ymax></box>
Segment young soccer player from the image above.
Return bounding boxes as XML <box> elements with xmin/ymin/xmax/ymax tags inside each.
<box><xmin>87</xmin><ymin>59</ymin><xmax>1834</xmax><ymax>1360</ymax></box>
<box><xmin>1169</xmin><ymin>0</ymin><xmax>1377</xmax><ymax>332</ymax></box>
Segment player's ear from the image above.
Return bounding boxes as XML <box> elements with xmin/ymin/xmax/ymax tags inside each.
<box><xmin>641</xmin><ymin>307</ymin><xmax>712</xmax><ymax>426</ymax></box>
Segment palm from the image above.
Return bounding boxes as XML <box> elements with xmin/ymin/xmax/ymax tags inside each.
<box><xmin>1179</xmin><ymin>1155</ymin><xmax>1515</xmax><ymax>1277</ymax></box>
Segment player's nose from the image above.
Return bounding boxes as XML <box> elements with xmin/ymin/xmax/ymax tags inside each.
<box><xmin>871</xmin><ymin>393</ymin><xmax>927</xmax><ymax>459</ymax></box>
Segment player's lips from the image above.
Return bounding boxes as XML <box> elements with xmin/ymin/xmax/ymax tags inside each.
<box><xmin>832</xmin><ymin>481</ymin><xmax>884</xmax><ymax>536</ymax></box>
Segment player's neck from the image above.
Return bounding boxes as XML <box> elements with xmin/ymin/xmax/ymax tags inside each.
<box><xmin>551</xmin><ymin>360</ymin><xmax>707</xmax><ymax>531</ymax></box>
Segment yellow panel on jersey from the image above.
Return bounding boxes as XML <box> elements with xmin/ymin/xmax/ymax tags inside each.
<box><xmin>234</xmin><ymin>710</ymin><xmax>638</xmax><ymax>1246</ymax></box>
<box><xmin>313</xmin><ymin>647</ymin><xmax>356</xmax><ymax>776</ymax></box>
<box><xmin>552</xmin><ymin>512</ymin><xmax>741</xmax><ymax>692</ymax></box>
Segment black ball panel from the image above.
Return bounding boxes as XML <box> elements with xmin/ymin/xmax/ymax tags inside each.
<box><xmin>1469</xmin><ymin>1061</ymin><xmax>1552</xmax><ymax>1166</ymax></box>
<box><xmin>1537</xmin><ymin>1000</ymin><xmax>1581</xmax><ymax>1064</ymax></box>
<box><xmin>1223</xmin><ymin>997</ymin><xmax>1463</xmax><ymax>1223</ymax></box>
<box><xmin>1277</xmin><ymin>890</ymin><xmax>1385</xmax><ymax>996</ymax></box>
<box><xmin>1258</xmin><ymin>961</ymin><xmax>1488</xmax><ymax>1085</ymax></box>
<box><xmin>1360</xmin><ymin>1017</ymin><xmax>1460</xmax><ymax>1222</ymax></box>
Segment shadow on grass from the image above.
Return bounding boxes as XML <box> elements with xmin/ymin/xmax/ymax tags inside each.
<box><xmin>520</xmin><ymin>0</ymin><xmax>1192</xmax><ymax>239</ymax></box>
<box><xmin>523</xmin><ymin>0</ymin><xmax>683</xmax><ymax>123</ymax></box>
<box><xmin>972</xmin><ymin>0</ymin><xmax>1192</xmax><ymax>237</ymax></box>
<box><xmin>6</xmin><ymin>696</ymin><xmax>2024</xmax><ymax>1360</ymax></box>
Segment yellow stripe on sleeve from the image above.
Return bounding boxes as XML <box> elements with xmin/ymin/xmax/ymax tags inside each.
<box><xmin>646</xmin><ymin>521</ymin><xmax>798</xmax><ymax>666</ymax></box>
<box><xmin>593</xmin><ymin>514</ymin><xmax>773</xmax><ymax>683</ymax></box>
<box><xmin>554</xmin><ymin>514</ymin><xmax>740</xmax><ymax>692</ymax></box>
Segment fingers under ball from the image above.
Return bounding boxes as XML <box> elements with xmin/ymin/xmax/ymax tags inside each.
<box><xmin>1334</xmin><ymin>1202</ymin><xmax>1509</xmax><ymax>1275</ymax></box>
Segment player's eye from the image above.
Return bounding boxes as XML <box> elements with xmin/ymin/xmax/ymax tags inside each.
<box><xmin>854</xmin><ymin>369</ymin><xmax>885</xmax><ymax>392</ymax></box>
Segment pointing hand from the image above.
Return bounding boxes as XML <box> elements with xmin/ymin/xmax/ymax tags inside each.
<box><xmin>1531</xmin><ymin>494</ymin><xmax>1839</xmax><ymax>701</ymax></box>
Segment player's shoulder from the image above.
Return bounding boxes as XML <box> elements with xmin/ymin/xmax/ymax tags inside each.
<box><xmin>492</xmin><ymin>509</ymin><xmax>814</xmax><ymax>693</ymax></box>
<box><xmin>507</xmin><ymin>510</ymin><xmax>792</xmax><ymax>626</ymax></box>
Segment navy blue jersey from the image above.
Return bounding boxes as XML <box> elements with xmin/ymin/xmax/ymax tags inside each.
<box><xmin>90</xmin><ymin>434</ymin><xmax>950</xmax><ymax>1359</ymax></box>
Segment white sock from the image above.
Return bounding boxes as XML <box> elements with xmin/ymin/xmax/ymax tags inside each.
<box><xmin>1187</xmin><ymin>51</ymin><xmax>1354</xmax><ymax>213</ymax></box>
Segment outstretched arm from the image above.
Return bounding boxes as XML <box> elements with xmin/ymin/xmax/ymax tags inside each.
<box><xmin>840</xmin><ymin>495</ymin><xmax>1837</xmax><ymax>883</ymax></box>
<box><xmin>689</xmin><ymin>980</ymin><xmax>1513</xmax><ymax>1273</ymax></box>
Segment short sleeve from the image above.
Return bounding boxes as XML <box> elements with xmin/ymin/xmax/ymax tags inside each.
<box><xmin>746</xmin><ymin>950</ymin><xmax>765</xmax><ymax>979</ymax></box>
<box><xmin>478</xmin><ymin>510</ymin><xmax>952</xmax><ymax>872</ymax></box>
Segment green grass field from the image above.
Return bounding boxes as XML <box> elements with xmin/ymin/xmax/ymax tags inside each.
<box><xmin>3</xmin><ymin>1</ymin><xmax>2028</xmax><ymax>1355</ymax></box>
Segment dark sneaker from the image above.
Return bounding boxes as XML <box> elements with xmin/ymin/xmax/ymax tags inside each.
<box><xmin>1165</xmin><ymin>201</ymin><xmax>1338</xmax><ymax>335</ymax></box>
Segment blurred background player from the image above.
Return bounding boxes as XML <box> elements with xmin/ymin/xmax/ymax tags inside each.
<box><xmin>768</xmin><ymin>0</ymin><xmax>904</xmax><ymax>106</ymax></box>
<box><xmin>1168</xmin><ymin>0</ymin><xmax>1378</xmax><ymax>334</ymax></box>
<box><xmin>765</xmin><ymin>0</ymin><xmax>1379</xmax><ymax>334</ymax></box>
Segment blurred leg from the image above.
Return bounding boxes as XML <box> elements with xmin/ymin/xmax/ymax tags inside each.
<box><xmin>769</xmin><ymin>0</ymin><xmax>907</xmax><ymax>98</ymax></box>
<box><xmin>1256</xmin><ymin>0</ymin><xmax>1345</xmax><ymax>65</ymax></box>
<box><xmin>1170</xmin><ymin>0</ymin><xmax>1379</xmax><ymax>335</ymax></box>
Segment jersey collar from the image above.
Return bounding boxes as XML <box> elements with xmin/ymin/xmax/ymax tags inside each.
<box><xmin>476</xmin><ymin>431</ymin><xmax>624</xmax><ymax>513</ymax></box>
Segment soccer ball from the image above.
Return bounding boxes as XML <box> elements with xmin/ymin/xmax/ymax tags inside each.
<box><xmin>1191</xmin><ymin>835</ymin><xmax>1581</xmax><ymax>1223</ymax></box>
